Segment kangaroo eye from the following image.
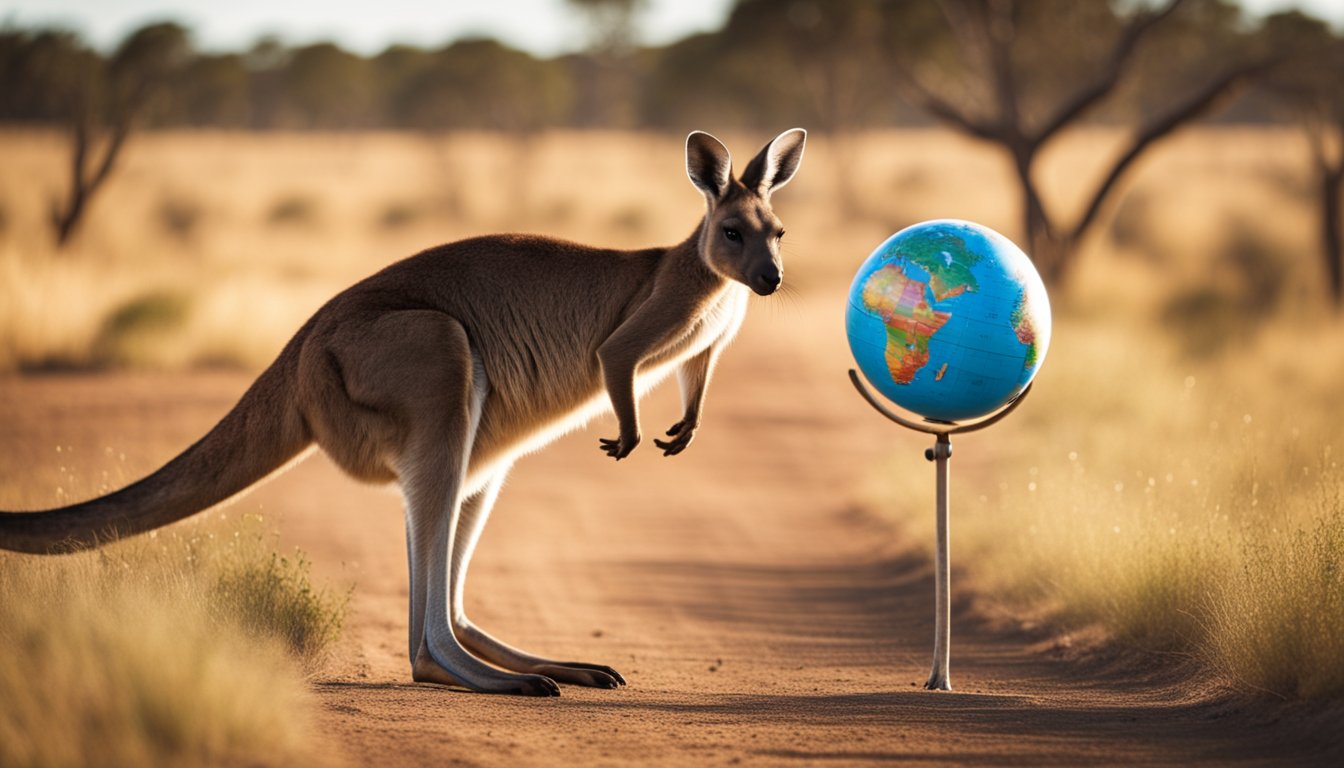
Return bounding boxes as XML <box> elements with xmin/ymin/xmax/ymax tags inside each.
<box><xmin>722</xmin><ymin>227</ymin><xmax>741</xmax><ymax>242</ymax></box>
<box><xmin>777</xmin><ymin>230</ymin><xmax>786</xmax><ymax>241</ymax></box>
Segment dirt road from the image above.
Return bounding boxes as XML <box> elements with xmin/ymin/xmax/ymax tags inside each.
<box><xmin>1</xmin><ymin>297</ymin><xmax>1333</xmax><ymax>766</ymax></box>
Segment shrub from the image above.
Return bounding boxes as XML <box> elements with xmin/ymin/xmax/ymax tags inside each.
<box><xmin>0</xmin><ymin>515</ymin><xmax>344</xmax><ymax>766</ymax></box>
<box><xmin>92</xmin><ymin>291</ymin><xmax>192</xmax><ymax>368</ymax></box>
<box><xmin>211</xmin><ymin>527</ymin><xmax>349</xmax><ymax>669</ymax></box>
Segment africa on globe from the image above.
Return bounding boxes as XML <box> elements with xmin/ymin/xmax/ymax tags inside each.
<box><xmin>845</xmin><ymin>219</ymin><xmax>1051</xmax><ymax>423</ymax></box>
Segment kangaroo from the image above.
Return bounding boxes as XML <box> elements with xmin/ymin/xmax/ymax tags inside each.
<box><xmin>0</xmin><ymin>128</ymin><xmax>806</xmax><ymax>696</ymax></box>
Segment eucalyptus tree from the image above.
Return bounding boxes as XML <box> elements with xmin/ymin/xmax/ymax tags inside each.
<box><xmin>890</xmin><ymin>0</ymin><xmax>1269</xmax><ymax>285</ymax></box>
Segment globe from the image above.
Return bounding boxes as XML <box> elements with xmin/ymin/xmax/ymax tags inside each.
<box><xmin>845</xmin><ymin>219</ymin><xmax>1051</xmax><ymax>423</ymax></box>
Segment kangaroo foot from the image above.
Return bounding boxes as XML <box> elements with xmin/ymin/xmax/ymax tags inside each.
<box><xmin>531</xmin><ymin>661</ymin><xmax>626</xmax><ymax>689</ymax></box>
<box><xmin>412</xmin><ymin>648</ymin><xmax>560</xmax><ymax>696</ymax></box>
<box><xmin>455</xmin><ymin>621</ymin><xmax>627</xmax><ymax>689</ymax></box>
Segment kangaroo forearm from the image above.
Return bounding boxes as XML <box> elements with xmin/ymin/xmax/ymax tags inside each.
<box><xmin>597</xmin><ymin>305</ymin><xmax>687</xmax><ymax>437</ymax></box>
<box><xmin>600</xmin><ymin>359</ymin><xmax>640</xmax><ymax>437</ymax></box>
<box><xmin>678</xmin><ymin>346</ymin><xmax>717</xmax><ymax>423</ymax></box>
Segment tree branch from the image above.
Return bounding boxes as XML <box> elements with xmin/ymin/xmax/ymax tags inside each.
<box><xmin>984</xmin><ymin>0</ymin><xmax>1021</xmax><ymax>140</ymax></box>
<box><xmin>893</xmin><ymin>61</ymin><xmax>1002</xmax><ymax>142</ymax></box>
<box><xmin>89</xmin><ymin>118</ymin><xmax>130</xmax><ymax>193</ymax></box>
<box><xmin>1031</xmin><ymin>0</ymin><xmax>1186</xmax><ymax>146</ymax></box>
<box><xmin>1070</xmin><ymin>59</ymin><xmax>1271</xmax><ymax>242</ymax></box>
<box><xmin>70</xmin><ymin>115</ymin><xmax>90</xmax><ymax>196</ymax></box>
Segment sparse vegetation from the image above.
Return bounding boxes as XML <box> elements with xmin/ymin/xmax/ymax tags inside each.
<box><xmin>158</xmin><ymin>193</ymin><xmax>204</xmax><ymax>241</ymax></box>
<box><xmin>0</xmin><ymin>127</ymin><xmax>1339</xmax><ymax>708</ymax></box>
<box><xmin>609</xmin><ymin>204</ymin><xmax>649</xmax><ymax>233</ymax></box>
<box><xmin>212</xmin><ymin>531</ymin><xmax>350</xmax><ymax>669</ymax></box>
<box><xmin>0</xmin><ymin>513</ymin><xmax>346</xmax><ymax>766</ymax></box>
<box><xmin>872</xmin><ymin>309</ymin><xmax>1344</xmax><ymax>700</ymax></box>
<box><xmin>378</xmin><ymin>200</ymin><xmax>422</xmax><ymax>229</ymax></box>
<box><xmin>92</xmin><ymin>290</ymin><xmax>192</xmax><ymax>367</ymax></box>
<box><xmin>266</xmin><ymin>194</ymin><xmax>321</xmax><ymax>227</ymax></box>
<box><xmin>1208</xmin><ymin>504</ymin><xmax>1344</xmax><ymax>699</ymax></box>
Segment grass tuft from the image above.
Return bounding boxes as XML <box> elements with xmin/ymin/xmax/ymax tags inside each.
<box><xmin>1207</xmin><ymin>498</ymin><xmax>1344</xmax><ymax>699</ymax></box>
<box><xmin>0</xmin><ymin>514</ymin><xmax>346</xmax><ymax>766</ymax></box>
<box><xmin>378</xmin><ymin>200</ymin><xmax>422</xmax><ymax>229</ymax></box>
<box><xmin>157</xmin><ymin>195</ymin><xmax>204</xmax><ymax>241</ymax></box>
<box><xmin>211</xmin><ymin>525</ymin><xmax>349</xmax><ymax>669</ymax></box>
<box><xmin>266</xmin><ymin>194</ymin><xmax>320</xmax><ymax>227</ymax></box>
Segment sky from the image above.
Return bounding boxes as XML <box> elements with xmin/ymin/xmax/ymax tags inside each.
<box><xmin>0</xmin><ymin>0</ymin><xmax>735</xmax><ymax>55</ymax></box>
<box><xmin>1</xmin><ymin>0</ymin><xmax>1341</xmax><ymax>55</ymax></box>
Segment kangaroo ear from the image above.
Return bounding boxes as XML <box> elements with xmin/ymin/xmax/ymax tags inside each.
<box><xmin>686</xmin><ymin>131</ymin><xmax>732</xmax><ymax>203</ymax></box>
<box><xmin>740</xmin><ymin>128</ymin><xmax>807</xmax><ymax>199</ymax></box>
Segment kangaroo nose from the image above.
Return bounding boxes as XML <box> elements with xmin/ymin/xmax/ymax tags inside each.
<box><xmin>751</xmin><ymin>267</ymin><xmax>782</xmax><ymax>296</ymax></box>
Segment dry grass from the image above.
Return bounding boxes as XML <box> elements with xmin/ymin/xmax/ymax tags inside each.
<box><xmin>870</xmin><ymin>305</ymin><xmax>1344</xmax><ymax>700</ymax></box>
<box><xmin>0</xmin><ymin>126</ymin><xmax>1321</xmax><ymax>368</ymax></box>
<box><xmin>1209</xmin><ymin>503</ymin><xmax>1344</xmax><ymax>700</ymax></box>
<box><xmin>1</xmin><ymin>126</ymin><xmax>1339</xmax><ymax>705</ymax></box>
<box><xmin>0</xmin><ymin>514</ymin><xmax>348</xmax><ymax>767</ymax></box>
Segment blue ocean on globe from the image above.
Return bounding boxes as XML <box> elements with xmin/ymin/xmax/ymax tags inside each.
<box><xmin>845</xmin><ymin>219</ymin><xmax>1051</xmax><ymax>423</ymax></box>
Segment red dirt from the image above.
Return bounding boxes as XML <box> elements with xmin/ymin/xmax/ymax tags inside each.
<box><xmin>1</xmin><ymin>297</ymin><xmax>1337</xmax><ymax>766</ymax></box>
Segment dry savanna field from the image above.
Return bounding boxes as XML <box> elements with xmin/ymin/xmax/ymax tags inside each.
<box><xmin>1</xmin><ymin>128</ymin><xmax>1342</xmax><ymax>765</ymax></box>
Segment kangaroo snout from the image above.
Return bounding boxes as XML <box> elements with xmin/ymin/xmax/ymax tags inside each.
<box><xmin>749</xmin><ymin>265</ymin><xmax>782</xmax><ymax>296</ymax></box>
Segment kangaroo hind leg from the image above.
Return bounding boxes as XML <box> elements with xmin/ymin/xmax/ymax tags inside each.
<box><xmin>451</xmin><ymin>465</ymin><xmax>626</xmax><ymax>689</ymax></box>
<box><xmin>354</xmin><ymin>310</ymin><xmax>556</xmax><ymax>696</ymax></box>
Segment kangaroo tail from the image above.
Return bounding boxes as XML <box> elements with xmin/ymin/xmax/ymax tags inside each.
<box><xmin>0</xmin><ymin>352</ymin><xmax>312</xmax><ymax>554</ymax></box>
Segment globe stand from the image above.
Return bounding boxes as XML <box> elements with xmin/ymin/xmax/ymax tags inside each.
<box><xmin>847</xmin><ymin>369</ymin><xmax>1032</xmax><ymax>691</ymax></box>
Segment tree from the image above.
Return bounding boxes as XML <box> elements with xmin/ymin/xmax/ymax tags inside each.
<box><xmin>173</xmin><ymin>53</ymin><xmax>250</xmax><ymax>126</ymax></box>
<box><xmin>243</xmin><ymin>36</ymin><xmax>290</xmax><ymax>129</ymax></box>
<box><xmin>0</xmin><ymin>23</ymin><xmax>193</xmax><ymax>246</ymax></box>
<box><xmin>566</xmin><ymin>0</ymin><xmax>647</xmax><ymax>55</ymax></box>
<box><xmin>892</xmin><ymin>0</ymin><xmax>1270</xmax><ymax>285</ymax></box>
<box><xmin>386</xmin><ymin>38</ymin><xmax>570</xmax><ymax>133</ymax></box>
<box><xmin>282</xmin><ymin>43</ymin><xmax>375</xmax><ymax>129</ymax></box>
<box><xmin>1258</xmin><ymin>12</ymin><xmax>1344</xmax><ymax>307</ymax></box>
<box><xmin>564</xmin><ymin>0</ymin><xmax>648</xmax><ymax>128</ymax></box>
<box><xmin>386</xmin><ymin>38</ymin><xmax>572</xmax><ymax>216</ymax></box>
<box><xmin>641</xmin><ymin>0</ymin><xmax>909</xmax><ymax>213</ymax></box>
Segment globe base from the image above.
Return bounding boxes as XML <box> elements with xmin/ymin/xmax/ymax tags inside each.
<box><xmin>847</xmin><ymin>369</ymin><xmax>1033</xmax><ymax>694</ymax></box>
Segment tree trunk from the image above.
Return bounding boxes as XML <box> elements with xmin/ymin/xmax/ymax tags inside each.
<box><xmin>1013</xmin><ymin>146</ymin><xmax>1073</xmax><ymax>284</ymax></box>
<box><xmin>1323</xmin><ymin>163</ymin><xmax>1344</xmax><ymax>308</ymax></box>
<box><xmin>52</xmin><ymin>119</ymin><xmax>129</xmax><ymax>248</ymax></box>
<box><xmin>1028</xmin><ymin>229</ymin><xmax>1076</xmax><ymax>287</ymax></box>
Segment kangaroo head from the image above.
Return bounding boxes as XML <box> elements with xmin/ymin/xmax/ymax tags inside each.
<box><xmin>685</xmin><ymin>128</ymin><xmax>807</xmax><ymax>296</ymax></box>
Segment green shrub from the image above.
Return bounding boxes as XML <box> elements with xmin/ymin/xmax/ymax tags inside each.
<box><xmin>212</xmin><ymin>537</ymin><xmax>349</xmax><ymax>669</ymax></box>
<box><xmin>92</xmin><ymin>291</ymin><xmax>192</xmax><ymax>367</ymax></box>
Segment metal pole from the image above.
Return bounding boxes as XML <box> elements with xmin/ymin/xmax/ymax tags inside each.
<box><xmin>846</xmin><ymin>371</ymin><xmax>1032</xmax><ymax>692</ymax></box>
<box><xmin>925</xmin><ymin>432</ymin><xmax>952</xmax><ymax>690</ymax></box>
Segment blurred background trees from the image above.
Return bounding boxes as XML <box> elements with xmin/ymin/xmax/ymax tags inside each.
<box><xmin>1</xmin><ymin>22</ymin><xmax>190</xmax><ymax>245</ymax></box>
<box><xmin>10</xmin><ymin>1</ymin><xmax>1333</xmax><ymax>140</ymax></box>
<box><xmin>1258</xmin><ymin>11</ymin><xmax>1344</xmax><ymax>307</ymax></box>
<box><xmin>0</xmin><ymin>0</ymin><xmax>1341</xmax><ymax>294</ymax></box>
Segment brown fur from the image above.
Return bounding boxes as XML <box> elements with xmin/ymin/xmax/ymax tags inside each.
<box><xmin>0</xmin><ymin>129</ymin><xmax>807</xmax><ymax>695</ymax></box>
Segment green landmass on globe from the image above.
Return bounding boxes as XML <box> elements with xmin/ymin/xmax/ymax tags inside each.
<box><xmin>896</xmin><ymin>228</ymin><xmax>983</xmax><ymax>300</ymax></box>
